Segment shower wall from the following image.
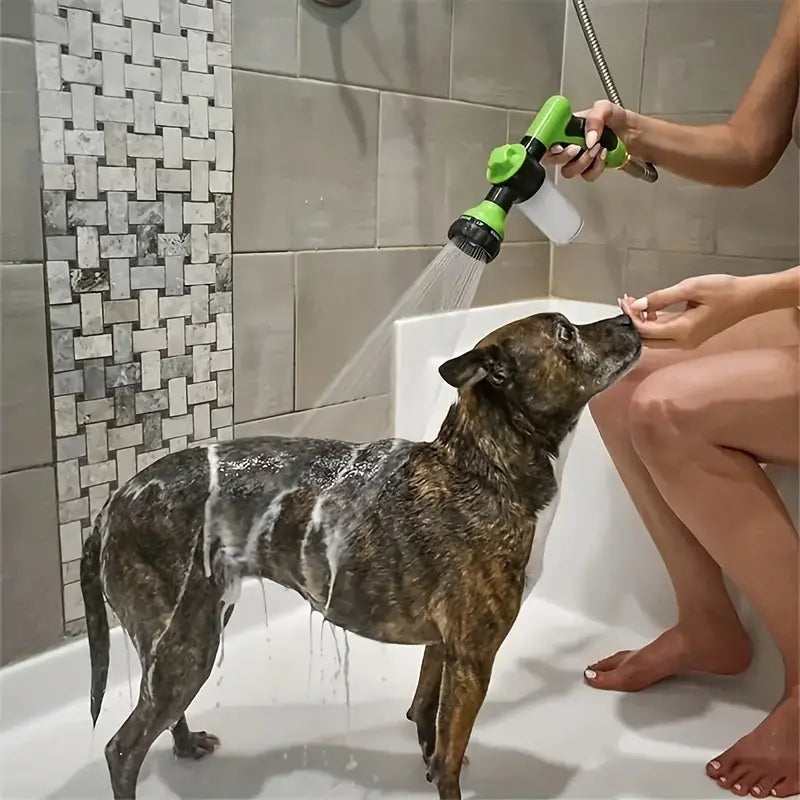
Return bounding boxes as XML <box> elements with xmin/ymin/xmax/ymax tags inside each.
<box><xmin>230</xmin><ymin>0</ymin><xmax>563</xmax><ymax>441</ymax></box>
<box><xmin>553</xmin><ymin>0</ymin><xmax>798</xmax><ymax>301</ymax></box>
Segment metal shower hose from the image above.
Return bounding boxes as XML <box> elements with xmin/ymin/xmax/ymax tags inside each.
<box><xmin>571</xmin><ymin>0</ymin><xmax>659</xmax><ymax>182</ymax></box>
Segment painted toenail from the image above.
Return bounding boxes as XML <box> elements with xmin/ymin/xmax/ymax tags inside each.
<box><xmin>734</xmin><ymin>784</ymin><xmax>741</xmax><ymax>791</ymax></box>
<box><xmin>710</xmin><ymin>761</ymin><xmax>721</xmax><ymax>771</ymax></box>
<box><xmin>752</xmin><ymin>787</ymin><xmax>761</xmax><ymax>796</ymax></box>
<box><xmin>584</xmin><ymin>669</ymin><xmax>597</xmax><ymax>679</ymax></box>
<box><xmin>720</xmin><ymin>777</ymin><xmax>727</xmax><ymax>784</ymax></box>
<box><xmin>770</xmin><ymin>791</ymin><xmax>777</xmax><ymax>797</ymax></box>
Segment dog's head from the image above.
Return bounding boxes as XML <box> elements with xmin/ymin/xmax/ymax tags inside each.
<box><xmin>439</xmin><ymin>312</ymin><xmax>641</xmax><ymax>427</ymax></box>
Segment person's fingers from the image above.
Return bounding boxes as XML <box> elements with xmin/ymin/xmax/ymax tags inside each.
<box><xmin>630</xmin><ymin>280</ymin><xmax>695</xmax><ymax>314</ymax></box>
<box><xmin>583</xmin><ymin>100</ymin><xmax>616</xmax><ymax>148</ymax></box>
<box><xmin>561</xmin><ymin>143</ymin><xmax>602</xmax><ymax>179</ymax></box>
<box><xmin>632</xmin><ymin>311</ymin><xmax>695</xmax><ymax>344</ymax></box>
<box><xmin>582</xmin><ymin>148</ymin><xmax>607</xmax><ymax>182</ymax></box>
<box><xmin>541</xmin><ymin>144</ymin><xmax>581</xmax><ymax>169</ymax></box>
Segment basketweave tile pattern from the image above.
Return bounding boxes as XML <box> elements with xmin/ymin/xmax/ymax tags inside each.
<box><xmin>33</xmin><ymin>0</ymin><xmax>234</xmax><ymax>636</ymax></box>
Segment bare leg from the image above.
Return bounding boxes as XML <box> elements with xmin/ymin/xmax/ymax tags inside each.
<box><xmin>628</xmin><ymin>346</ymin><xmax>799</xmax><ymax>797</ymax></box>
<box><xmin>407</xmin><ymin>643</ymin><xmax>445</xmax><ymax>763</ymax></box>
<box><xmin>586</xmin><ymin>309</ymin><xmax>799</xmax><ymax>691</ymax></box>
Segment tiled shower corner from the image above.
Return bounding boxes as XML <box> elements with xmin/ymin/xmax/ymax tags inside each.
<box><xmin>34</xmin><ymin>0</ymin><xmax>234</xmax><ymax>636</ymax></box>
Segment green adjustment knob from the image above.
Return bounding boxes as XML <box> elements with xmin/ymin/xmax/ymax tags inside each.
<box><xmin>486</xmin><ymin>143</ymin><xmax>527</xmax><ymax>185</ymax></box>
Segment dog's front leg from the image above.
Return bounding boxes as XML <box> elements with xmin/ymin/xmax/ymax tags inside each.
<box><xmin>425</xmin><ymin>644</ymin><xmax>500</xmax><ymax>800</ymax></box>
<box><xmin>406</xmin><ymin>643</ymin><xmax>445</xmax><ymax>763</ymax></box>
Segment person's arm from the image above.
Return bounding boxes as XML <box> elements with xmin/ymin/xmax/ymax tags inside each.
<box><xmin>553</xmin><ymin>0</ymin><xmax>798</xmax><ymax>187</ymax></box>
<box><xmin>620</xmin><ymin>267</ymin><xmax>800</xmax><ymax>348</ymax></box>
<box><xmin>740</xmin><ymin>266</ymin><xmax>800</xmax><ymax>315</ymax></box>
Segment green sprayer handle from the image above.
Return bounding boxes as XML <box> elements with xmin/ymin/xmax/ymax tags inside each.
<box><xmin>524</xmin><ymin>95</ymin><xmax>628</xmax><ymax>171</ymax></box>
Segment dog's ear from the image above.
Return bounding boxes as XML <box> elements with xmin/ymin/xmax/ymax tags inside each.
<box><xmin>438</xmin><ymin>345</ymin><xmax>509</xmax><ymax>389</ymax></box>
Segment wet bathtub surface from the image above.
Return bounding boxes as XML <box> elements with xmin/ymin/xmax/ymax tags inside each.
<box><xmin>0</xmin><ymin>592</ymin><xmax>769</xmax><ymax>800</ymax></box>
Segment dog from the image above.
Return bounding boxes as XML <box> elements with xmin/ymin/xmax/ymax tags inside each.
<box><xmin>81</xmin><ymin>311</ymin><xmax>640</xmax><ymax>799</ymax></box>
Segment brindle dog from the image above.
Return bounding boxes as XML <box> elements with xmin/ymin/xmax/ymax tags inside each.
<box><xmin>81</xmin><ymin>311</ymin><xmax>640</xmax><ymax>799</ymax></box>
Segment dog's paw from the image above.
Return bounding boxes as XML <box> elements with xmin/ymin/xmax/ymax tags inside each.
<box><xmin>173</xmin><ymin>731</ymin><xmax>221</xmax><ymax>760</ymax></box>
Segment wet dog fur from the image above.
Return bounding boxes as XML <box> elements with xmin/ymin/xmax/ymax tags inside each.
<box><xmin>81</xmin><ymin>311</ymin><xmax>641</xmax><ymax>800</ymax></box>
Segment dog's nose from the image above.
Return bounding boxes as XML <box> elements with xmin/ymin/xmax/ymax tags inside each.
<box><xmin>616</xmin><ymin>313</ymin><xmax>635</xmax><ymax>327</ymax></box>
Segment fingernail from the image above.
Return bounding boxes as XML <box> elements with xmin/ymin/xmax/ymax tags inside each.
<box><xmin>584</xmin><ymin>669</ymin><xmax>597</xmax><ymax>679</ymax></box>
<box><xmin>565</xmin><ymin>145</ymin><xmax>582</xmax><ymax>158</ymax></box>
<box><xmin>599</xmin><ymin>148</ymin><xmax>608</xmax><ymax>161</ymax></box>
<box><xmin>585</xmin><ymin>130</ymin><xmax>598</xmax><ymax>149</ymax></box>
<box><xmin>709</xmin><ymin>762</ymin><xmax>721</xmax><ymax>771</ymax></box>
<box><xmin>551</xmin><ymin>145</ymin><xmax>564</xmax><ymax>154</ymax></box>
<box><xmin>631</xmin><ymin>297</ymin><xmax>648</xmax><ymax>311</ymax></box>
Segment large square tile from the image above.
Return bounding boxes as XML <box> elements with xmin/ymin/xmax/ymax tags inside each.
<box><xmin>714</xmin><ymin>148</ymin><xmax>798</xmax><ymax>260</ymax></box>
<box><xmin>233</xmin><ymin>73</ymin><xmax>379</xmax><ymax>251</ymax></box>
<box><xmin>0</xmin><ymin>0</ymin><xmax>34</xmax><ymax>39</ymax></box>
<box><xmin>0</xmin><ymin>38</ymin><xmax>43</xmax><ymax>263</ymax></box>
<box><xmin>473</xmin><ymin>242</ymin><xmax>550</xmax><ymax>306</ymax></box>
<box><xmin>552</xmin><ymin>242</ymin><xmax>625</xmax><ymax>304</ymax></box>
<box><xmin>378</xmin><ymin>94</ymin><xmax>509</xmax><ymax>247</ymax></box>
<box><xmin>0</xmin><ymin>466</ymin><xmax>62</xmax><ymax>665</ymax></box>
<box><xmin>640</xmin><ymin>0</ymin><xmax>782</xmax><ymax>114</ymax></box>
<box><xmin>624</xmin><ymin>250</ymin><xmax>792</xmax><ymax>299</ymax></box>
<box><xmin>234</xmin><ymin>395</ymin><xmax>391</xmax><ymax>442</ymax></box>
<box><xmin>295</xmin><ymin>247</ymin><xmax>434</xmax><ymax>408</ymax></box>
<box><xmin>233</xmin><ymin>253</ymin><xmax>295</xmax><ymax>423</ymax></box>
<box><xmin>1</xmin><ymin>263</ymin><xmax>53</xmax><ymax>473</ymax></box>
<box><xmin>451</xmin><ymin>0</ymin><xmax>563</xmax><ymax>109</ymax></box>
<box><xmin>562</xmin><ymin>0</ymin><xmax>647</xmax><ymax>111</ymax></box>
<box><xmin>299</xmin><ymin>0</ymin><xmax>452</xmax><ymax>96</ymax></box>
<box><xmin>232</xmin><ymin>0</ymin><xmax>298</xmax><ymax>76</ymax></box>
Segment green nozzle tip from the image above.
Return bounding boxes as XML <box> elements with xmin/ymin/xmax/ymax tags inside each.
<box><xmin>486</xmin><ymin>143</ymin><xmax>526</xmax><ymax>185</ymax></box>
<box><xmin>461</xmin><ymin>199</ymin><xmax>507</xmax><ymax>239</ymax></box>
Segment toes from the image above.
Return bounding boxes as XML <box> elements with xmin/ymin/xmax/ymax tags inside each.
<box><xmin>729</xmin><ymin>771</ymin><xmax>760</xmax><ymax>796</ymax></box>
<box><xmin>583</xmin><ymin>662</ymin><xmax>655</xmax><ymax>692</ymax></box>
<box><xmin>722</xmin><ymin>764</ymin><xmax>751</xmax><ymax>793</ymax></box>
<box><xmin>588</xmin><ymin>651</ymin><xmax>631</xmax><ymax>672</ymax></box>
<box><xmin>771</xmin><ymin>777</ymin><xmax>800</xmax><ymax>797</ymax></box>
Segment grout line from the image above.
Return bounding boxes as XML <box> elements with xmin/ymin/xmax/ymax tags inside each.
<box><xmin>292</xmin><ymin>251</ymin><xmax>299</xmax><ymax>412</ymax></box>
<box><xmin>448</xmin><ymin>0</ymin><xmax>456</xmax><ymax>100</ymax></box>
<box><xmin>295</xmin><ymin>0</ymin><xmax>301</xmax><ymax>77</ymax></box>
<box><xmin>0</xmin><ymin>460</ymin><xmax>57</xmax><ymax>477</ymax></box>
<box><xmin>636</xmin><ymin>0</ymin><xmax>652</xmax><ymax>114</ymax></box>
<box><xmin>231</xmin><ymin>65</ymin><xmax>539</xmax><ymax>117</ymax></box>
<box><xmin>375</xmin><ymin>92</ymin><xmax>383</xmax><ymax>247</ymax></box>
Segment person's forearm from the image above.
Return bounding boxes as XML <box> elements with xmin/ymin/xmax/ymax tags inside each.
<box><xmin>741</xmin><ymin>267</ymin><xmax>800</xmax><ymax>315</ymax></box>
<box><xmin>622</xmin><ymin>112</ymin><xmax>764</xmax><ymax>188</ymax></box>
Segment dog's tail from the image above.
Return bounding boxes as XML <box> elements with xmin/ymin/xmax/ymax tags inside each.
<box><xmin>80</xmin><ymin>521</ymin><xmax>110</xmax><ymax>727</ymax></box>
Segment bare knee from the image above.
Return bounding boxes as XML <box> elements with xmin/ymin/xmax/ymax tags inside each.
<box><xmin>629</xmin><ymin>374</ymin><xmax>697</xmax><ymax>462</ymax></box>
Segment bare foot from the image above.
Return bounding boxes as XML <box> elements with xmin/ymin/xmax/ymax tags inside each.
<box><xmin>706</xmin><ymin>689</ymin><xmax>799</xmax><ymax>797</ymax></box>
<box><xmin>583</xmin><ymin>623</ymin><xmax>752</xmax><ymax>691</ymax></box>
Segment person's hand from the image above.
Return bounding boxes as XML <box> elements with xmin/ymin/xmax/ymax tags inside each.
<box><xmin>541</xmin><ymin>100</ymin><xmax>631</xmax><ymax>182</ymax></box>
<box><xmin>618</xmin><ymin>275</ymin><xmax>752</xmax><ymax>349</ymax></box>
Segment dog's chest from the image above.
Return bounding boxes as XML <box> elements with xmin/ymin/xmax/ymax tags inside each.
<box><xmin>522</xmin><ymin>424</ymin><xmax>577</xmax><ymax>602</ymax></box>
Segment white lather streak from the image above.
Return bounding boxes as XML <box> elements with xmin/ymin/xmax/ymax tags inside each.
<box><xmin>522</xmin><ymin>424</ymin><xmax>578</xmax><ymax>603</ymax></box>
<box><xmin>202</xmin><ymin>444</ymin><xmax>220</xmax><ymax>578</ymax></box>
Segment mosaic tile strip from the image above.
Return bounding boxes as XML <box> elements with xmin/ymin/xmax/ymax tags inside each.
<box><xmin>34</xmin><ymin>0</ymin><xmax>234</xmax><ymax>636</ymax></box>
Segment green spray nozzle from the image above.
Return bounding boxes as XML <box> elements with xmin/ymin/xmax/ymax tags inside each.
<box><xmin>524</xmin><ymin>95</ymin><xmax>628</xmax><ymax>170</ymax></box>
<box><xmin>448</xmin><ymin>94</ymin><xmax>630</xmax><ymax>262</ymax></box>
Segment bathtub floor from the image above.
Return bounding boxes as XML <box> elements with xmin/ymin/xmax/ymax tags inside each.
<box><xmin>0</xmin><ymin>596</ymin><xmax>774</xmax><ymax>800</ymax></box>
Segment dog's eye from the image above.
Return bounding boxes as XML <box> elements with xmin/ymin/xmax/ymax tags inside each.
<box><xmin>557</xmin><ymin>324</ymin><xmax>574</xmax><ymax>344</ymax></box>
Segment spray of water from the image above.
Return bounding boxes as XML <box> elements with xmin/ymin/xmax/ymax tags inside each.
<box><xmin>292</xmin><ymin>240</ymin><xmax>487</xmax><ymax>435</ymax></box>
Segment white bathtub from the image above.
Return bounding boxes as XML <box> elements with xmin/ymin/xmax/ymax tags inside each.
<box><xmin>0</xmin><ymin>298</ymin><xmax>796</xmax><ymax>800</ymax></box>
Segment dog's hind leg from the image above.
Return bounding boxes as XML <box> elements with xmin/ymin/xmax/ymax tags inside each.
<box><xmin>169</xmin><ymin>601</ymin><xmax>233</xmax><ymax>759</ymax></box>
<box><xmin>105</xmin><ymin>603</ymin><xmax>220</xmax><ymax>798</ymax></box>
<box><xmin>406</xmin><ymin>643</ymin><xmax>445</xmax><ymax>764</ymax></box>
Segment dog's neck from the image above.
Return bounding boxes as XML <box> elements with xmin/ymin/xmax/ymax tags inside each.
<box><xmin>434</xmin><ymin>387</ymin><xmax>577</xmax><ymax>497</ymax></box>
